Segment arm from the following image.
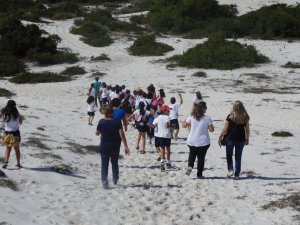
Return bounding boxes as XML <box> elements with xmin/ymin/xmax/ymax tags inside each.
<box><xmin>182</xmin><ymin>121</ymin><xmax>190</xmax><ymax>128</ymax></box>
<box><xmin>95</xmin><ymin>130</ymin><xmax>101</xmax><ymax>136</ymax></box>
<box><xmin>179</xmin><ymin>93</ymin><xmax>183</xmax><ymax>105</ymax></box>
<box><xmin>122</xmin><ymin>117</ymin><xmax>127</xmax><ymax>132</ymax></box>
<box><xmin>208</xmin><ymin>124</ymin><xmax>214</xmax><ymax>132</ymax></box>
<box><xmin>126</xmin><ymin>114</ymin><xmax>134</xmax><ymax>123</ymax></box>
<box><xmin>19</xmin><ymin>115</ymin><xmax>24</xmax><ymax>125</ymax></box>
<box><xmin>218</xmin><ymin>121</ymin><xmax>229</xmax><ymax>144</ymax></box>
<box><xmin>119</xmin><ymin>129</ymin><xmax>130</xmax><ymax>155</ymax></box>
<box><xmin>245</xmin><ymin>121</ymin><xmax>250</xmax><ymax>145</ymax></box>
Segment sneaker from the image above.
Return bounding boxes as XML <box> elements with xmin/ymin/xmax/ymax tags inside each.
<box><xmin>113</xmin><ymin>179</ymin><xmax>118</xmax><ymax>185</ymax></box>
<box><xmin>160</xmin><ymin>162</ymin><xmax>165</xmax><ymax>171</ymax></box>
<box><xmin>2</xmin><ymin>163</ymin><xmax>7</xmax><ymax>169</ymax></box>
<box><xmin>185</xmin><ymin>167</ymin><xmax>192</xmax><ymax>176</ymax></box>
<box><xmin>166</xmin><ymin>162</ymin><xmax>171</xmax><ymax>169</ymax></box>
<box><xmin>233</xmin><ymin>176</ymin><xmax>240</xmax><ymax>180</ymax></box>
<box><xmin>227</xmin><ymin>170</ymin><xmax>234</xmax><ymax>178</ymax></box>
<box><xmin>103</xmin><ymin>181</ymin><xmax>109</xmax><ymax>189</ymax></box>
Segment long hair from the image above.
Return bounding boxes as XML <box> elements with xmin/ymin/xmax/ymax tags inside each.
<box><xmin>196</xmin><ymin>91</ymin><xmax>202</xmax><ymax>100</ymax></box>
<box><xmin>102</xmin><ymin>105</ymin><xmax>113</xmax><ymax>118</ymax></box>
<box><xmin>229</xmin><ymin>101</ymin><xmax>250</xmax><ymax>124</ymax></box>
<box><xmin>139</xmin><ymin>101</ymin><xmax>145</xmax><ymax>116</ymax></box>
<box><xmin>191</xmin><ymin>102</ymin><xmax>207</xmax><ymax>121</ymax></box>
<box><xmin>87</xmin><ymin>96</ymin><xmax>95</xmax><ymax>104</ymax></box>
<box><xmin>0</xmin><ymin>100</ymin><xmax>19</xmax><ymax>122</ymax></box>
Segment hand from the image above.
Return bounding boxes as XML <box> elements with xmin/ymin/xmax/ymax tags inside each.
<box><xmin>245</xmin><ymin>139</ymin><xmax>249</xmax><ymax>145</ymax></box>
<box><xmin>124</xmin><ymin>147</ymin><xmax>130</xmax><ymax>156</ymax></box>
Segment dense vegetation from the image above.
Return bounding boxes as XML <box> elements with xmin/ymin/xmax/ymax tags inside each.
<box><xmin>71</xmin><ymin>9</ymin><xmax>140</xmax><ymax>47</ymax></box>
<box><xmin>130</xmin><ymin>0</ymin><xmax>300</xmax><ymax>39</ymax></box>
<box><xmin>0</xmin><ymin>19</ymin><xmax>78</xmax><ymax>76</ymax></box>
<box><xmin>170</xmin><ymin>34</ymin><xmax>269</xmax><ymax>70</ymax></box>
<box><xmin>10</xmin><ymin>72</ymin><xmax>71</xmax><ymax>84</ymax></box>
<box><xmin>60</xmin><ymin>66</ymin><xmax>86</xmax><ymax>76</ymax></box>
<box><xmin>128</xmin><ymin>34</ymin><xmax>174</xmax><ymax>56</ymax></box>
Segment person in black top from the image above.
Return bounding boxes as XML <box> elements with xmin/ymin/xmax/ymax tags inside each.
<box><xmin>96</xmin><ymin>106</ymin><xmax>130</xmax><ymax>189</ymax></box>
<box><xmin>219</xmin><ymin>101</ymin><xmax>250</xmax><ymax>180</ymax></box>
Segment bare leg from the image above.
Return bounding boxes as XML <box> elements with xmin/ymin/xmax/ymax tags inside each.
<box><xmin>161</xmin><ymin>146</ymin><xmax>166</xmax><ymax>160</ymax></box>
<box><xmin>174</xmin><ymin>129</ymin><xmax>179</xmax><ymax>141</ymax></box>
<box><xmin>4</xmin><ymin>146</ymin><xmax>12</xmax><ymax>163</ymax></box>
<box><xmin>90</xmin><ymin>116</ymin><xmax>94</xmax><ymax>124</ymax></box>
<box><xmin>14</xmin><ymin>146</ymin><xmax>21</xmax><ymax>166</ymax></box>
<box><xmin>136</xmin><ymin>132</ymin><xmax>142</xmax><ymax>149</ymax></box>
<box><xmin>141</xmin><ymin>132</ymin><xmax>146</xmax><ymax>152</ymax></box>
<box><xmin>166</xmin><ymin>146</ymin><xmax>171</xmax><ymax>161</ymax></box>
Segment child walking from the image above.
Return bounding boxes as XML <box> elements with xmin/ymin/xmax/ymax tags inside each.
<box><xmin>152</xmin><ymin>105</ymin><xmax>172</xmax><ymax>171</ymax></box>
<box><xmin>87</xmin><ymin>96</ymin><xmax>96</xmax><ymax>125</ymax></box>
<box><xmin>1</xmin><ymin>100</ymin><xmax>23</xmax><ymax>169</ymax></box>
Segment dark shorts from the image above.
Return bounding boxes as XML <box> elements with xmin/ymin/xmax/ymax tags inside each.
<box><xmin>158</xmin><ymin>137</ymin><xmax>171</xmax><ymax>147</ymax></box>
<box><xmin>101</xmin><ymin>97</ymin><xmax>108</xmax><ymax>105</ymax></box>
<box><xmin>87</xmin><ymin>111</ymin><xmax>95</xmax><ymax>116</ymax></box>
<box><xmin>170</xmin><ymin>119</ymin><xmax>179</xmax><ymax>129</ymax></box>
<box><xmin>154</xmin><ymin>137</ymin><xmax>160</xmax><ymax>147</ymax></box>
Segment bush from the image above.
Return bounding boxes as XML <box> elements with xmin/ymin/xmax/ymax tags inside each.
<box><xmin>32</xmin><ymin>51</ymin><xmax>79</xmax><ymax>66</ymax></box>
<box><xmin>10</xmin><ymin>72</ymin><xmax>71</xmax><ymax>84</ymax></box>
<box><xmin>170</xmin><ymin>33</ymin><xmax>269</xmax><ymax>70</ymax></box>
<box><xmin>0</xmin><ymin>56</ymin><xmax>25</xmax><ymax>76</ymax></box>
<box><xmin>91</xmin><ymin>54</ymin><xmax>111</xmax><ymax>61</ymax></box>
<box><xmin>60</xmin><ymin>66</ymin><xmax>86</xmax><ymax>76</ymax></box>
<box><xmin>271</xmin><ymin>131</ymin><xmax>293</xmax><ymax>137</ymax></box>
<box><xmin>0</xmin><ymin>88</ymin><xmax>15</xmax><ymax>97</ymax></box>
<box><xmin>193</xmin><ymin>71</ymin><xmax>207</xmax><ymax>77</ymax></box>
<box><xmin>128</xmin><ymin>34</ymin><xmax>174</xmax><ymax>56</ymax></box>
<box><xmin>43</xmin><ymin>2</ymin><xmax>84</xmax><ymax>20</ymax></box>
<box><xmin>282</xmin><ymin>62</ymin><xmax>300</xmax><ymax>68</ymax></box>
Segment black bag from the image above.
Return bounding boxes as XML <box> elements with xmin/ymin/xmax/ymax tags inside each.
<box><xmin>220</xmin><ymin>125</ymin><xmax>238</xmax><ymax>147</ymax></box>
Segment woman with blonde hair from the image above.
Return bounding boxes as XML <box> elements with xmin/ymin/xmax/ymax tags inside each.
<box><xmin>219</xmin><ymin>101</ymin><xmax>250</xmax><ymax>180</ymax></box>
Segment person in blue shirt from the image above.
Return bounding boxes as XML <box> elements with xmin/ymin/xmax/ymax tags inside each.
<box><xmin>96</xmin><ymin>106</ymin><xmax>130</xmax><ymax>189</ymax></box>
<box><xmin>110</xmin><ymin>98</ymin><xmax>127</xmax><ymax>131</ymax></box>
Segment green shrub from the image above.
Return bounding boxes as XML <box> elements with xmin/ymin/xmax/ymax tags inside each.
<box><xmin>193</xmin><ymin>71</ymin><xmax>207</xmax><ymax>77</ymax></box>
<box><xmin>129</xmin><ymin>34</ymin><xmax>174</xmax><ymax>56</ymax></box>
<box><xmin>170</xmin><ymin>33</ymin><xmax>269</xmax><ymax>70</ymax></box>
<box><xmin>43</xmin><ymin>2</ymin><xmax>84</xmax><ymax>20</ymax></box>
<box><xmin>0</xmin><ymin>88</ymin><xmax>15</xmax><ymax>97</ymax></box>
<box><xmin>118</xmin><ymin>0</ymin><xmax>155</xmax><ymax>14</ymax></box>
<box><xmin>32</xmin><ymin>51</ymin><xmax>79</xmax><ymax>66</ymax></box>
<box><xmin>0</xmin><ymin>56</ymin><xmax>25</xmax><ymax>76</ymax></box>
<box><xmin>91</xmin><ymin>54</ymin><xmax>111</xmax><ymax>61</ymax></box>
<box><xmin>61</xmin><ymin>66</ymin><xmax>86</xmax><ymax>76</ymax></box>
<box><xmin>282</xmin><ymin>62</ymin><xmax>300</xmax><ymax>68</ymax></box>
<box><xmin>271</xmin><ymin>131</ymin><xmax>293</xmax><ymax>137</ymax></box>
<box><xmin>130</xmin><ymin>15</ymin><xmax>148</xmax><ymax>25</ymax></box>
<box><xmin>10</xmin><ymin>72</ymin><xmax>71</xmax><ymax>84</ymax></box>
<box><xmin>90</xmin><ymin>72</ymin><xmax>106</xmax><ymax>78</ymax></box>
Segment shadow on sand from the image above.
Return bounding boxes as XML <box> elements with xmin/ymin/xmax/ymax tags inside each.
<box><xmin>22</xmin><ymin>166</ymin><xmax>87</xmax><ymax>179</ymax></box>
<box><xmin>192</xmin><ymin>176</ymin><xmax>300</xmax><ymax>181</ymax></box>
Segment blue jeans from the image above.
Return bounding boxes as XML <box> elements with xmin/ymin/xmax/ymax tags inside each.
<box><xmin>100</xmin><ymin>143</ymin><xmax>120</xmax><ymax>184</ymax></box>
<box><xmin>226</xmin><ymin>140</ymin><xmax>245</xmax><ymax>176</ymax></box>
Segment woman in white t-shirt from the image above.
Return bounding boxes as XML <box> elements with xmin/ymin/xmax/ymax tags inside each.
<box><xmin>1</xmin><ymin>100</ymin><xmax>23</xmax><ymax>169</ymax></box>
<box><xmin>182</xmin><ymin>102</ymin><xmax>214</xmax><ymax>178</ymax></box>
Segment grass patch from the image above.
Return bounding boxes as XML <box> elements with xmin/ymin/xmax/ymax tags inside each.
<box><xmin>9</xmin><ymin>72</ymin><xmax>71</xmax><ymax>84</ymax></box>
<box><xmin>272</xmin><ymin>131</ymin><xmax>293</xmax><ymax>137</ymax></box>
<box><xmin>282</xmin><ymin>62</ymin><xmax>300</xmax><ymax>69</ymax></box>
<box><xmin>193</xmin><ymin>71</ymin><xmax>207</xmax><ymax>78</ymax></box>
<box><xmin>243</xmin><ymin>87</ymin><xmax>295</xmax><ymax>94</ymax></box>
<box><xmin>0</xmin><ymin>56</ymin><xmax>25</xmax><ymax>77</ymax></box>
<box><xmin>66</xmin><ymin>142</ymin><xmax>98</xmax><ymax>154</ymax></box>
<box><xmin>0</xmin><ymin>88</ymin><xmax>15</xmax><ymax>97</ymax></box>
<box><xmin>50</xmin><ymin>164</ymin><xmax>75</xmax><ymax>175</ymax></box>
<box><xmin>128</xmin><ymin>34</ymin><xmax>174</xmax><ymax>56</ymax></box>
<box><xmin>91</xmin><ymin>54</ymin><xmax>111</xmax><ymax>61</ymax></box>
<box><xmin>43</xmin><ymin>2</ymin><xmax>84</xmax><ymax>20</ymax></box>
<box><xmin>169</xmin><ymin>33</ymin><xmax>269</xmax><ymax>70</ymax></box>
<box><xmin>60</xmin><ymin>66</ymin><xmax>86</xmax><ymax>76</ymax></box>
<box><xmin>0</xmin><ymin>179</ymin><xmax>18</xmax><ymax>191</ymax></box>
<box><xmin>262</xmin><ymin>193</ymin><xmax>300</xmax><ymax>213</ymax></box>
<box><xmin>26</xmin><ymin>137</ymin><xmax>51</xmax><ymax>151</ymax></box>
<box><xmin>30</xmin><ymin>153</ymin><xmax>62</xmax><ymax>160</ymax></box>
<box><xmin>32</xmin><ymin>51</ymin><xmax>79</xmax><ymax>66</ymax></box>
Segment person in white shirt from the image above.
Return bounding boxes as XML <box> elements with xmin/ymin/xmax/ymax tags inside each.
<box><xmin>182</xmin><ymin>102</ymin><xmax>214</xmax><ymax>179</ymax></box>
<box><xmin>1</xmin><ymin>100</ymin><xmax>23</xmax><ymax>169</ymax></box>
<box><xmin>169</xmin><ymin>93</ymin><xmax>183</xmax><ymax>141</ymax></box>
<box><xmin>193</xmin><ymin>91</ymin><xmax>204</xmax><ymax>105</ymax></box>
<box><xmin>152</xmin><ymin>105</ymin><xmax>172</xmax><ymax>171</ymax></box>
<box><xmin>87</xmin><ymin>96</ymin><xmax>96</xmax><ymax>125</ymax></box>
<box><xmin>99</xmin><ymin>82</ymin><xmax>109</xmax><ymax>112</ymax></box>
<box><xmin>109</xmin><ymin>87</ymin><xmax>119</xmax><ymax>103</ymax></box>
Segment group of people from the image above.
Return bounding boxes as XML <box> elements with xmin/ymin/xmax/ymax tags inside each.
<box><xmin>0</xmin><ymin>81</ymin><xmax>250</xmax><ymax>190</ymax></box>
<box><xmin>86</xmin><ymin>78</ymin><xmax>250</xmax><ymax>188</ymax></box>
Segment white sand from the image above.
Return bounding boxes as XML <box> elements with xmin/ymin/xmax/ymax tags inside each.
<box><xmin>1</xmin><ymin>1</ymin><xmax>300</xmax><ymax>224</ymax></box>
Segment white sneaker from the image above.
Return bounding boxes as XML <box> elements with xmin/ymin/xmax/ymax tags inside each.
<box><xmin>185</xmin><ymin>167</ymin><xmax>192</xmax><ymax>176</ymax></box>
<box><xmin>227</xmin><ymin>170</ymin><xmax>234</xmax><ymax>177</ymax></box>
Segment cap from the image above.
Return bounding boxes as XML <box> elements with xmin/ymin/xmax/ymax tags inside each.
<box><xmin>160</xmin><ymin>105</ymin><xmax>172</xmax><ymax>112</ymax></box>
